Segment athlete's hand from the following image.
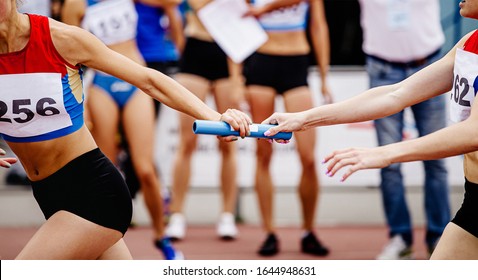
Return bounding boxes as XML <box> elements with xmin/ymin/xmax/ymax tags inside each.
<box><xmin>0</xmin><ymin>148</ymin><xmax>18</xmax><ymax>168</ymax></box>
<box><xmin>322</xmin><ymin>147</ymin><xmax>392</xmax><ymax>182</ymax></box>
<box><xmin>261</xmin><ymin>112</ymin><xmax>306</xmax><ymax>143</ymax></box>
<box><xmin>219</xmin><ymin>109</ymin><xmax>252</xmax><ymax>141</ymax></box>
<box><xmin>321</xmin><ymin>84</ymin><xmax>334</xmax><ymax>105</ymax></box>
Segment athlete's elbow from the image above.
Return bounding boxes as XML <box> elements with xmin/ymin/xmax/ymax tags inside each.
<box><xmin>139</xmin><ymin>68</ymin><xmax>158</xmax><ymax>95</ymax></box>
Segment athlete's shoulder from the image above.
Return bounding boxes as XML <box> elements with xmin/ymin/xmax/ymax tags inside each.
<box><xmin>455</xmin><ymin>30</ymin><xmax>478</xmax><ymax>49</ymax></box>
<box><xmin>465</xmin><ymin>29</ymin><xmax>478</xmax><ymax>41</ymax></box>
<box><xmin>461</xmin><ymin>29</ymin><xmax>478</xmax><ymax>52</ymax></box>
<box><xmin>49</xmin><ymin>19</ymin><xmax>101</xmax><ymax>66</ymax></box>
<box><xmin>49</xmin><ymin>19</ymin><xmax>85</xmax><ymax>43</ymax></box>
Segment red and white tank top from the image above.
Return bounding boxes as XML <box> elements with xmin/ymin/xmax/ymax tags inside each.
<box><xmin>450</xmin><ymin>29</ymin><xmax>478</xmax><ymax>183</ymax></box>
<box><xmin>0</xmin><ymin>14</ymin><xmax>84</xmax><ymax>142</ymax></box>
<box><xmin>449</xmin><ymin>30</ymin><xmax>478</xmax><ymax>123</ymax></box>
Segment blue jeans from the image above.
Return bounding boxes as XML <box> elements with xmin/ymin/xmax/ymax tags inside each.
<box><xmin>366</xmin><ymin>52</ymin><xmax>451</xmax><ymax>246</ymax></box>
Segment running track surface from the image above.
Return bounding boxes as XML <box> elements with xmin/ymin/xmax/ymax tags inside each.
<box><xmin>0</xmin><ymin>225</ymin><xmax>430</xmax><ymax>260</ymax></box>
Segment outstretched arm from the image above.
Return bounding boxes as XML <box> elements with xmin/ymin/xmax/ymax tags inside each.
<box><xmin>283</xmin><ymin>31</ymin><xmax>478</xmax><ymax>181</ymax></box>
<box><xmin>49</xmin><ymin>20</ymin><xmax>251</xmax><ymax>137</ymax></box>
<box><xmin>323</xmin><ymin>99</ymin><xmax>478</xmax><ymax>181</ymax></box>
<box><xmin>262</xmin><ymin>33</ymin><xmax>470</xmax><ymax>136</ymax></box>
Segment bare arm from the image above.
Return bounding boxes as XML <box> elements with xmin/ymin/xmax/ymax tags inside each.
<box><xmin>61</xmin><ymin>0</ymin><xmax>85</xmax><ymax>26</ymax></box>
<box><xmin>309</xmin><ymin>0</ymin><xmax>332</xmax><ymax>103</ymax></box>
<box><xmin>165</xmin><ymin>5</ymin><xmax>185</xmax><ymax>53</ymax></box>
<box><xmin>262</xmin><ymin>34</ymin><xmax>470</xmax><ymax>136</ymax></box>
<box><xmin>324</xmin><ymin>94</ymin><xmax>478</xmax><ymax>181</ymax></box>
<box><xmin>49</xmin><ymin>20</ymin><xmax>251</xmax><ymax>134</ymax></box>
<box><xmin>376</xmin><ymin>108</ymin><xmax>478</xmax><ymax>163</ymax></box>
<box><xmin>302</xmin><ymin>54</ymin><xmax>454</xmax><ymax>128</ymax></box>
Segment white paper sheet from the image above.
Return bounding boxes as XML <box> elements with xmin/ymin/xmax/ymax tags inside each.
<box><xmin>197</xmin><ymin>0</ymin><xmax>268</xmax><ymax>63</ymax></box>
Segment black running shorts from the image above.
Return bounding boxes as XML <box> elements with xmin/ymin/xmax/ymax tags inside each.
<box><xmin>243</xmin><ymin>52</ymin><xmax>310</xmax><ymax>94</ymax></box>
<box><xmin>30</xmin><ymin>148</ymin><xmax>133</xmax><ymax>235</ymax></box>
<box><xmin>179</xmin><ymin>37</ymin><xmax>229</xmax><ymax>81</ymax></box>
<box><xmin>451</xmin><ymin>178</ymin><xmax>478</xmax><ymax>238</ymax></box>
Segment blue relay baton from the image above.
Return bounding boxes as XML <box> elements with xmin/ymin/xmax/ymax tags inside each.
<box><xmin>192</xmin><ymin>120</ymin><xmax>292</xmax><ymax>140</ymax></box>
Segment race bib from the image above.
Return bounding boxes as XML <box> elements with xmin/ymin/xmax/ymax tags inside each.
<box><xmin>0</xmin><ymin>73</ymin><xmax>72</xmax><ymax>137</ymax></box>
<box><xmin>82</xmin><ymin>0</ymin><xmax>138</xmax><ymax>45</ymax></box>
<box><xmin>449</xmin><ymin>48</ymin><xmax>478</xmax><ymax>123</ymax></box>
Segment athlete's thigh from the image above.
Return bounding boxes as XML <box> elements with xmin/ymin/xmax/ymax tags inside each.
<box><xmin>213</xmin><ymin>78</ymin><xmax>243</xmax><ymax>112</ymax></box>
<box><xmin>175</xmin><ymin>73</ymin><xmax>211</xmax><ymax>138</ymax></box>
<box><xmin>121</xmin><ymin>90</ymin><xmax>156</xmax><ymax>162</ymax></box>
<box><xmin>87</xmin><ymin>86</ymin><xmax>120</xmax><ymax>155</ymax></box>
<box><xmin>431</xmin><ymin>222</ymin><xmax>478</xmax><ymax>260</ymax></box>
<box><xmin>175</xmin><ymin>73</ymin><xmax>210</xmax><ymax>101</ymax></box>
<box><xmin>98</xmin><ymin>239</ymin><xmax>132</xmax><ymax>260</ymax></box>
<box><xmin>283</xmin><ymin>86</ymin><xmax>314</xmax><ymax>113</ymax></box>
<box><xmin>246</xmin><ymin>85</ymin><xmax>276</xmax><ymax>122</ymax></box>
<box><xmin>16</xmin><ymin>210</ymin><xmax>123</xmax><ymax>260</ymax></box>
<box><xmin>283</xmin><ymin>87</ymin><xmax>316</xmax><ymax>154</ymax></box>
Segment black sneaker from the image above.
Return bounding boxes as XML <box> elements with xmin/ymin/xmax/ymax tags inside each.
<box><xmin>258</xmin><ymin>233</ymin><xmax>279</xmax><ymax>256</ymax></box>
<box><xmin>301</xmin><ymin>232</ymin><xmax>329</xmax><ymax>256</ymax></box>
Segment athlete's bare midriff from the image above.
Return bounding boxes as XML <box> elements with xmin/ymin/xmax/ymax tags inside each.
<box><xmin>184</xmin><ymin>12</ymin><xmax>214</xmax><ymax>42</ymax></box>
<box><xmin>184</xmin><ymin>11</ymin><xmax>310</xmax><ymax>56</ymax></box>
<box><xmin>257</xmin><ymin>31</ymin><xmax>310</xmax><ymax>56</ymax></box>
<box><xmin>7</xmin><ymin>126</ymin><xmax>98</xmax><ymax>181</ymax></box>
<box><xmin>107</xmin><ymin>40</ymin><xmax>145</xmax><ymax>65</ymax></box>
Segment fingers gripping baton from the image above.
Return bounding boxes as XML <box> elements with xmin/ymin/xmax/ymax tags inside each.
<box><xmin>193</xmin><ymin>120</ymin><xmax>292</xmax><ymax>140</ymax></box>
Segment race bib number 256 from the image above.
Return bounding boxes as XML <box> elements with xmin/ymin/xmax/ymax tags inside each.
<box><xmin>0</xmin><ymin>73</ymin><xmax>72</xmax><ymax>137</ymax></box>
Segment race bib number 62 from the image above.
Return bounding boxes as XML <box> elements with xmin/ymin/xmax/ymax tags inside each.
<box><xmin>449</xmin><ymin>48</ymin><xmax>478</xmax><ymax>123</ymax></box>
